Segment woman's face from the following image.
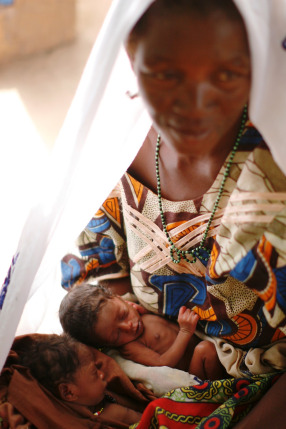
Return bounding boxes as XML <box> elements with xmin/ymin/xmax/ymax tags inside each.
<box><xmin>128</xmin><ymin>7</ymin><xmax>251</xmax><ymax>155</ymax></box>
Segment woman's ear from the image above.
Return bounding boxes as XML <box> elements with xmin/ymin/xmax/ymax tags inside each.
<box><xmin>58</xmin><ymin>382</ymin><xmax>77</xmax><ymax>402</ymax></box>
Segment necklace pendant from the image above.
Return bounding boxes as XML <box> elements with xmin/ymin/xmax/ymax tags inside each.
<box><xmin>169</xmin><ymin>245</ymin><xmax>198</xmax><ymax>264</ymax></box>
<box><xmin>193</xmin><ymin>246</ymin><xmax>211</xmax><ymax>262</ymax></box>
<box><xmin>170</xmin><ymin>246</ymin><xmax>182</xmax><ymax>264</ymax></box>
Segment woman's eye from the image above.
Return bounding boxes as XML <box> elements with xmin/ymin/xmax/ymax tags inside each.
<box><xmin>143</xmin><ymin>70</ymin><xmax>179</xmax><ymax>82</ymax></box>
<box><xmin>217</xmin><ymin>71</ymin><xmax>232</xmax><ymax>81</ymax></box>
<box><xmin>155</xmin><ymin>72</ymin><xmax>173</xmax><ymax>80</ymax></box>
<box><xmin>216</xmin><ymin>70</ymin><xmax>241</xmax><ymax>83</ymax></box>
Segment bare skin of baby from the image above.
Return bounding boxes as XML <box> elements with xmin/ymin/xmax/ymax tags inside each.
<box><xmin>94</xmin><ymin>297</ymin><xmax>226</xmax><ymax>381</ymax></box>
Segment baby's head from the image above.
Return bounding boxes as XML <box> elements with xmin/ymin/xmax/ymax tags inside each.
<box><xmin>20</xmin><ymin>333</ymin><xmax>107</xmax><ymax>407</ymax></box>
<box><xmin>59</xmin><ymin>283</ymin><xmax>143</xmax><ymax>347</ymax></box>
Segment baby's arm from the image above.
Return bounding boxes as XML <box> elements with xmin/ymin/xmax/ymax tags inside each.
<box><xmin>158</xmin><ymin>306</ymin><xmax>199</xmax><ymax>367</ymax></box>
<box><xmin>120</xmin><ymin>307</ymin><xmax>199</xmax><ymax>368</ymax></box>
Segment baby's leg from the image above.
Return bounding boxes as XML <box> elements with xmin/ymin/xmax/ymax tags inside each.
<box><xmin>189</xmin><ymin>340</ymin><xmax>227</xmax><ymax>381</ymax></box>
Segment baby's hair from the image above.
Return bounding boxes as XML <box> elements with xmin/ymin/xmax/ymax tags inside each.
<box><xmin>59</xmin><ymin>283</ymin><xmax>113</xmax><ymax>347</ymax></box>
<box><xmin>20</xmin><ymin>334</ymin><xmax>81</xmax><ymax>398</ymax></box>
<box><xmin>126</xmin><ymin>0</ymin><xmax>244</xmax><ymax>59</ymax></box>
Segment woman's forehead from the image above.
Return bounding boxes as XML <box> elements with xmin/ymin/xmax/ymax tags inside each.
<box><xmin>127</xmin><ymin>0</ymin><xmax>248</xmax><ymax>62</ymax></box>
<box><xmin>132</xmin><ymin>0</ymin><xmax>244</xmax><ymax>33</ymax></box>
<box><xmin>130</xmin><ymin>11</ymin><xmax>249</xmax><ymax>68</ymax></box>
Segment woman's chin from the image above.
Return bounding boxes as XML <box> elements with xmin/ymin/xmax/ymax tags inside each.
<box><xmin>162</xmin><ymin>126</ymin><xmax>216</xmax><ymax>152</ymax></box>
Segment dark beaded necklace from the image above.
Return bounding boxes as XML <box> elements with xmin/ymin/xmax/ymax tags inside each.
<box><xmin>93</xmin><ymin>394</ymin><xmax>116</xmax><ymax>416</ymax></box>
<box><xmin>155</xmin><ymin>105</ymin><xmax>248</xmax><ymax>264</ymax></box>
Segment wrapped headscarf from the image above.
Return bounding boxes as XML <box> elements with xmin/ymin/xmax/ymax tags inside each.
<box><xmin>0</xmin><ymin>0</ymin><xmax>286</xmax><ymax>371</ymax></box>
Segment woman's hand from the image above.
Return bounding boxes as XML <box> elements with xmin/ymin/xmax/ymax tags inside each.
<box><xmin>178</xmin><ymin>306</ymin><xmax>199</xmax><ymax>336</ymax></box>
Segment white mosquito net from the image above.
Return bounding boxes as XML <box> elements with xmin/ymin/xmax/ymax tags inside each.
<box><xmin>0</xmin><ymin>0</ymin><xmax>286</xmax><ymax>371</ymax></box>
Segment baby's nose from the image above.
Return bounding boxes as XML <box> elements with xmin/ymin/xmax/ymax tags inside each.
<box><xmin>97</xmin><ymin>369</ymin><xmax>104</xmax><ymax>380</ymax></box>
<box><xmin>119</xmin><ymin>320</ymin><xmax>133</xmax><ymax>332</ymax></box>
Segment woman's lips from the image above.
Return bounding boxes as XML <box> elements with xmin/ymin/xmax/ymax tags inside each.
<box><xmin>171</xmin><ymin>127</ymin><xmax>209</xmax><ymax>139</ymax></box>
<box><xmin>168</xmin><ymin>123</ymin><xmax>210</xmax><ymax>140</ymax></box>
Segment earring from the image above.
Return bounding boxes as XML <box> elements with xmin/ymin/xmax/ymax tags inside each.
<box><xmin>126</xmin><ymin>90</ymin><xmax>139</xmax><ymax>99</ymax></box>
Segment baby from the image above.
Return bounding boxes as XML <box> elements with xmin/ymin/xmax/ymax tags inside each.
<box><xmin>60</xmin><ymin>284</ymin><xmax>226</xmax><ymax>380</ymax></box>
<box><xmin>20</xmin><ymin>333</ymin><xmax>142</xmax><ymax>424</ymax></box>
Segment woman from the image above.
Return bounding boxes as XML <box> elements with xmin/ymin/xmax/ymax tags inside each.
<box><xmin>61</xmin><ymin>0</ymin><xmax>286</xmax><ymax>427</ymax></box>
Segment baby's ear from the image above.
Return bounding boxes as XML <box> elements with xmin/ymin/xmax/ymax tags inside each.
<box><xmin>58</xmin><ymin>382</ymin><xmax>77</xmax><ymax>402</ymax></box>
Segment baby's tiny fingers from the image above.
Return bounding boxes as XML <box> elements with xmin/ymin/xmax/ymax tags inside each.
<box><xmin>178</xmin><ymin>306</ymin><xmax>188</xmax><ymax>317</ymax></box>
<box><xmin>191</xmin><ymin>313</ymin><xmax>200</xmax><ymax>324</ymax></box>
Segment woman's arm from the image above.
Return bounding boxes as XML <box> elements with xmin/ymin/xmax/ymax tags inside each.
<box><xmin>233</xmin><ymin>372</ymin><xmax>286</xmax><ymax>429</ymax></box>
<box><xmin>99</xmin><ymin>277</ymin><xmax>133</xmax><ymax>296</ymax></box>
<box><xmin>61</xmin><ymin>186</ymin><xmax>131</xmax><ymax>291</ymax></box>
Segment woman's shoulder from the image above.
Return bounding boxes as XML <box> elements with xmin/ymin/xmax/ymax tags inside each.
<box><xmin>234</xmin><ymin>122</ymin><xmax>286</xmax><ymax>191</ymax></box>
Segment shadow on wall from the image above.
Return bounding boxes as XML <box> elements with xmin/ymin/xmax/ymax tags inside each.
<box><xmin>0</xmin><ymin>0</ymin><xmax>76</xmax><ymax>65</ymax></box>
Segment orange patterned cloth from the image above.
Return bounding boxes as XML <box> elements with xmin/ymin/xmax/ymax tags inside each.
<box><xmin>62</xmin><ymin>123</ymin><xmax>286</xmax><ymax>350</ymax></box>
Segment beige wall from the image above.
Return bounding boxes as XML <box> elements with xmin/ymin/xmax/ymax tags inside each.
<box><xmin>0</xmin><ymin>0</ymin><xmax>76</xmax><ymax>64</ymax></box>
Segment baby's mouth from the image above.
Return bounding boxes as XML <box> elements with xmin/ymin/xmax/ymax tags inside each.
<box><xmin>135</xmin><ymin>320</ymin><xmax>143</xmax><ymax>336</ymax></box>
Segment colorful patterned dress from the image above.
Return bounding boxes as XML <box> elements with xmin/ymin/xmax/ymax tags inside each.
<box><xmin>129</xmin><ymin>374</ymin><xmax>281</xmax><ymax>429</ymax></box>
<box><xmin>61</xmin><ymin>122</ymin><xmax>286</xmax><ymax>349</ymax></box>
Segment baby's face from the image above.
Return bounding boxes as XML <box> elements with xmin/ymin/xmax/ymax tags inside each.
<box><xmin>72</xmin><ymin>345</ymin><xmax>107</xmax><ymax>407</ymax></box>
<box><xmin>94</xmin><ymin>297</ymin><xmax>144</xmax><ymax>347</ymax></box>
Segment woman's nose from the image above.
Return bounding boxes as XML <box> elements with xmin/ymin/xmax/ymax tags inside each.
<box><xmin>173</xmin><ymin>81</ymin><xmax>216</xmax><ymax>114</ymax></box>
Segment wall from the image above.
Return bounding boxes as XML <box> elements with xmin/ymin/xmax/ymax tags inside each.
<box><xmin>0</xmin><ymin>0</ymin><xmax>76</xmax><ymax>64</ymax></box>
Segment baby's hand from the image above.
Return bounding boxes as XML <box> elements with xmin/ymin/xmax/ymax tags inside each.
<box><xmin>126</xmin><ymin>301</ymin><xmax>149</xmax><ymax>314</ymax></box>
<box><xmin>178</xmin><ymin>306</ymin><xmax>199</xmax><ymax>335</ymax></box>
